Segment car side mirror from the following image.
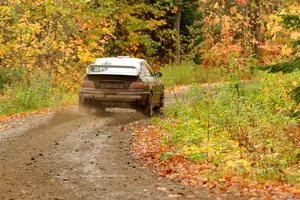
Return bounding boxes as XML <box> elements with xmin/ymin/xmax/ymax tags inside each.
<box><xmin>154</xmin><ymin>72</ymin><xmax>163</xmax><ymax>78</ymax></box>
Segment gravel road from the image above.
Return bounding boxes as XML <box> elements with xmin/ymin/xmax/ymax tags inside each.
<box><xmin>0</xmin><ymin>91</ymin><xmax>219</xmax><ymax>200</ymax></box>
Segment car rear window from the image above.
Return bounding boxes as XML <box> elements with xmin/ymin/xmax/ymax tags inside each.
<box><xmin>88</xmin><ymin>65</ymin><xmax>140</xmax><ymax>76</ymax></box>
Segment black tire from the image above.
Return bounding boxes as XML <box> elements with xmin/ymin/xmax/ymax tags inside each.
<box><xmin>78</xmin><ymin>97</ymin><xmax>91</xmax><ymax>115</ymax></box>
<box><xmin>158</xmin><ymin>93</ymin><xmax>165</xmax><ymax>115</ymax></box>
<box><xmin>95</xmin><ymin>106</ymin><xmax>106</xmax><ymax>114</ymax></box>
<box><xmin>145</xmin><ymin>96</ymin><xmax>154</xmax><ymax>117</ymax></box>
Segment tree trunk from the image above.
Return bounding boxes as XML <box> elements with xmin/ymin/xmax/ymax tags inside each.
<box><xmin>253</xmin><ymin>0</ymin><xmax>261</xmax><ymax>57</ymax></box>
<box><xmin>224</xmin><ymin>0</ymin><xmax>231</xmax><ymax>15</ymax></box>
<box><xmin>174</xmin><ymin>0</ymin><xmax>182</xmax><ymax>64</ymax></box>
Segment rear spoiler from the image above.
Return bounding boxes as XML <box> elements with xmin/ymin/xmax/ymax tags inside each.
<box><xmin>86</xmin><ymin>65</ymin><xmax>140</xmax><ymax>76</ymax></box>
<box><xmin>87</xmin><ymin>72</ymin><xmax>139</xmax><ymax>76</ymax></box>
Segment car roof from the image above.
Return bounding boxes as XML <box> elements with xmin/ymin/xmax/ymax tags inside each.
<box><xmin>94</xmin><ymin>57</ymin><xmax>146</xmax><ymax>69</ymax></box>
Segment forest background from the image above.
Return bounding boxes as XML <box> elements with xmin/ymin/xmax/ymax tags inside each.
<box><xmin>1</xmin><ymin>0</ymin><xmax>300</xmax><ymax>195</ymax></box>
<box><xmin>0</xmin><ymin>0</ymin><xmax>299</xmax><ymax>116</ymax></box>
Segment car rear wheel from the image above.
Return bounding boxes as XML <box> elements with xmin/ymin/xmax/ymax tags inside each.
<box><xmin>144</xmin><ymin>96</ymin><xmax>154</xmax><ymax>117</ymax></box>
<box><xmin>95</xmin><ymin>106</ymin><xmax>106</xmax><ymax>114</ymax></box>
<box><xmin>159</xmin><ymin>93</ymin><xmax>164</xmax><ymax>114</ymax></box>
<box><xmin>79</xmin><ymin>97</ymin><xmax>91</xmax><ymax>115</ymax></box>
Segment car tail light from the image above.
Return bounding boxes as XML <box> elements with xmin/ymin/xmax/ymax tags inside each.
<box><xmin>129</xmin><ymin>82</ymin><xmax>145</xmax><ymax>89</ymax></box>
<box><xmin>81</xmin><ymin>81</ymin><xmax>95</xmax><ymax>88</ymax></box>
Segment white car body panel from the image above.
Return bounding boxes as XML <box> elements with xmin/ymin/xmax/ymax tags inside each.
<box><xmin>87</xmin><ymin>57</ymin><xmax>145</xmax><ymax>76</ymax></box>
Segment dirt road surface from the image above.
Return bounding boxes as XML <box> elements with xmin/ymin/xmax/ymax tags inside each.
<box><xmin>0</xmin><ymin>92</ymin><xmax>220</xmax><ymax>200</ymax></box>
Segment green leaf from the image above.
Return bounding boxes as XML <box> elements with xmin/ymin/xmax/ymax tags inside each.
<box><xmin>160</xmin><ymin>152</ymin><xmax>174</xmax><ymax>160</ymax></box>
<box><xmin>188</xmin><ymin>153</ymin><xmax>206</xmax><ymax>162</ymax></box>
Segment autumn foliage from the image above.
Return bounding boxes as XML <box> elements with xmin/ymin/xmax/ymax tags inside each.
<box><xmin>0</xmin><ymin>0</ymin><xmax>300</xmax><ymax>198</ymax></box>
<box><xmin>0</xmin><ymin>0</ymin><xmax>178</xmax><ymax>91</ymax></box>
<box><xmin>0</xmin><ymin>0</ymin><xmax>178</xmax><ymax>116</ymax></box>
<box><xmin>132</xmin><ymin>73</ymin><xmax>300</xmax><ymax>198</ymax></box>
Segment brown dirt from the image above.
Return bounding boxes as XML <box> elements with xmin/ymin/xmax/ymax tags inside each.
<box><xmin>0</xmin><ymin>102</ymin><xmax>220</xmax><ymax>200</ymax></box>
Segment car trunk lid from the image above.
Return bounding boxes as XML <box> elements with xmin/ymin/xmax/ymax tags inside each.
<box><xmin>84</xmin><ymin>75</ymin><xmax>139</xmax><ymax>90</ymax></box>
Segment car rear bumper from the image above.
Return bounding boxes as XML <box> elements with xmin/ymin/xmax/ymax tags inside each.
<box><xmin>80</xmin><ymin>88</ymin><xmax>150</xmax><ymax>103</ymax></box>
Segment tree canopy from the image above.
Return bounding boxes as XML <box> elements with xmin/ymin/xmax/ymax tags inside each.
<box><xmin>0</xmin><ymin>0</ymin><xmax>299</xmax><ymax>91</ymax></box>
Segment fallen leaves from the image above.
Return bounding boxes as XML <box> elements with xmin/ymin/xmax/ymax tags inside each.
<box><xmin>131</xmin><ymin>122</ymin><xmax>300</xmax><ymax>199</ymax></box>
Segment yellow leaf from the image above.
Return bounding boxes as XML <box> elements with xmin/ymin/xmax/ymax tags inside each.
<box><xmin>79</xmin><ymin>51</ymin><xmax>95</xmax><ymax>63</ymax></box>
<box><xmin>281</xmin><ymin>45</ymin><xmax>293</xmax><ymax>56</ymax></box>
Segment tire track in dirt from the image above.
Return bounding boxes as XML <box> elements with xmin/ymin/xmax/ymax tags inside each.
<box><xmin>0</xmin><ymin>95</ymin><xmax>221</xmax><ymax>200</ymax></box>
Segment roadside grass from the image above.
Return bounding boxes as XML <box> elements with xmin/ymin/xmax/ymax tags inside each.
<box><xmin>160</xmin><ymin>61</ymin><xmax>254</xmax><ymax>87</ymax></box>
<box><xmin>0</xmin><ymin>72</ymin><xmax>77</xmax><ymax>117</ymax></box>
<box><xmin>160</xmin><ymin>62</ymin><xmax>198</xmax><ymax>87</ymax></box>
<box><xmin>154</xmin><ymin>70</ymin><xmax>300</xmax><ymax>186</ymax></box>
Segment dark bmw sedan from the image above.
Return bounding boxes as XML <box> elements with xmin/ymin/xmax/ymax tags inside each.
<box><xmin>79</xmin><ymin>57</ymin><xmax>164</xmax><ymax>116</ymax></box>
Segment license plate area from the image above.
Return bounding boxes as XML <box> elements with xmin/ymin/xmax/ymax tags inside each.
<box><xmin>97</xmin><ymin>82</ymin><xmax>129</xmax><ymax>89</ymax></box>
